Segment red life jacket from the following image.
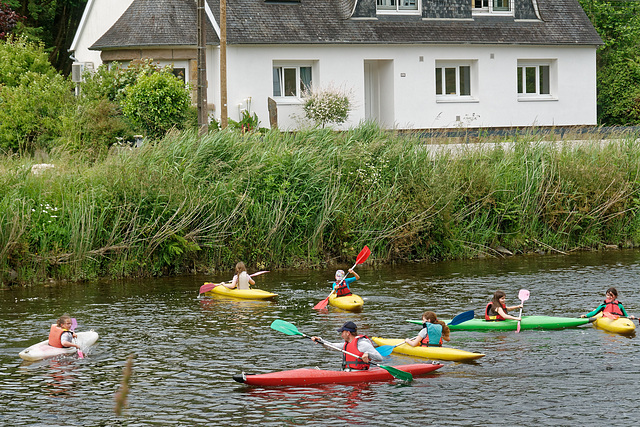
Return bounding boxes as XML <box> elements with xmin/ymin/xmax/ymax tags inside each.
<box><xmin>48</xmin><ymin>324</ymin><xmax>66</xmax><ymax>348</ymax></box>
<box><xmin>485</xmin><ymin>302</ymin><xmax>507</xmax><ymax>321</ymax></box>
<box><xmin>603</xmin><ymin>298</ymin><xmax>624</xmax><ymax>316</ymax></box>
<box><xmin>420</xmin><ymin>323</ymin><xmax>444</xmax><ymax>347</ymax></box>
<box><xmin>342</xmin><ymin>335</ymin><xmax>370</xmax><ymax>370</ymax></box>
<box><xmin>334</xmin><ymin>281</ymin><xmax>352</xmax><ymax>297</ymax></box>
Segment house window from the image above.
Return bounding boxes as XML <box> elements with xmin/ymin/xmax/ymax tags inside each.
<box><xmin>517</xmin><ymin>61</ymin><xmax>555</xmax><ymax>99</ymax></box>
<box><xmin>377</xmin><ymin>0</ymin><xmax>420</xmax><ymax>13</ymax></box>
<box><xmin>273</xmin><ymin>65</ymin><xmax>312</xmax><ymax>98</ymax></box>
<box><xmin>435</xmin><ymin>62</ymin><xmax>474</xmax><ymax>99</ymax></box>
<box><xmin>473</xmin><ymin>0</ymin><xmax>512</xmax><ymax>14</ymax></box>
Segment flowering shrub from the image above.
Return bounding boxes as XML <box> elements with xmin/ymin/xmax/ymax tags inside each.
<box><xmin>302</xmin><ymin>85</ymin><xmax>351</xmax><ymax>128</ymax></box>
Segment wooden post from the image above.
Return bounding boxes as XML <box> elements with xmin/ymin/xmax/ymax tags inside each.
<box><xmin>220</xmin><ymin>0</ymin><xmax>228</xmax><ymax>129</ymax></box>
<box><xmin>197</xmin><ymin>0</ymin><xmax>208</xmax><ymax>134</ymax></box>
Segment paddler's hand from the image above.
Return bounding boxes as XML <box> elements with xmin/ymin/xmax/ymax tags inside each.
<box><xmin>580</xmin><ymin>315</ymin><xmax>586</xmax><ymax>318</ymax></box>
<box><xmin>310</xmin><ymin>336</ymin><xmax>321</xmax><ymax>344</ymax></box>
<box><xmin>361</xmin><ymin>353</ymin><xmax>370</xmax><ymax>363</ymax></box>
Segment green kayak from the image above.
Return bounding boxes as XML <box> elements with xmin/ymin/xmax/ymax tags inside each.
<box><xmin>407</xmin><ymin>315</ymin><xmax>593</xmax><ymax>331</ymax></box>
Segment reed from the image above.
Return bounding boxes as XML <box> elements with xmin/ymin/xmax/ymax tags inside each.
<box><xmin>2</xmin><ymin>124</ymin><xmax>640</xmax><ymax>285</ymax></box>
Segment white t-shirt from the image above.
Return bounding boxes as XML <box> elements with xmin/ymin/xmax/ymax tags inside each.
<box><xmin>232</xmin><ymin>271</ymin><xmax>251</xmax><ymax>290</ymax></box>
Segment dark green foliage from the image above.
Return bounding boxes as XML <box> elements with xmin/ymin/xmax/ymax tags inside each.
<box><xmin>121</xmin><ymin>70</ymin><xmax>191</xmax><ymax>138</ymax></box>
<box><xmin>579</xmin><ymin>0</ymin><xmax>640</xmax><ymax>125</ymax></box>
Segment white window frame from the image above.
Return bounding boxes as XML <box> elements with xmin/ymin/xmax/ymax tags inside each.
<box><xmin>472</xmin><ymin>0</ymin><xmax>514</xmax><ymax>16</ymax></box>
<box><xmin>517</xmin><ymin>59</ymin><xmax>557</xmax><ymax>101</ymax></box>
<box><xmin>376</xmin><ymin>0</ymin><xmax>421</xmax><ymax>15</ymax></box>
<box><xmin>272</xmin><ymin>62</ymin><xmax>314</xmax><ymax>102</ymax></box>
<box><xmin>435</xmin><ymin>60</ymin><xmax>478</xmax><ymax>102</ymax></box>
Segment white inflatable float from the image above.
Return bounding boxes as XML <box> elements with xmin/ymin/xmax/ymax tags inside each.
<box><xmin>19</xmin><ymin>331</ymin><xmax>99</xmax><ymax>361</ymax></box>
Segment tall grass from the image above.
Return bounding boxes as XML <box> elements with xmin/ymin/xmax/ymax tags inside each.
<box><xmin>2</xmin><ymin>124</ymin><xmax>640</xmax><ymax>285</ymax></box>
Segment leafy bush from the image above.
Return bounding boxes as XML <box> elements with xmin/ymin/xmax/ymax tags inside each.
<box><xmin>81</xmin><ymin>59</ymin><xmax>159</xmax><ymax>103</ymax></box>
<box><xmin>0</xmin><ymin>36</ymin><xmax>57</xmax><ymax>87</ymax></box>
<box><xmin>121</xmin><ymin>70</ymin><xmax>191</xmax><ymax>138</ymax></box>
<box><xmin>302</xmin><ymin>85</ymin><xmax>351</xmax><ymax>128</ymax></box>
<box><xmin>58</xmin><ymin>98</ymin><xmax>135</xmax><ymax>160</ymax></box>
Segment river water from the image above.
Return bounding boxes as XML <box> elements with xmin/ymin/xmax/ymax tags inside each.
<box><xmin>1</xmin><ymin>250</ymin><xmax>639</xmax><ymax>426</ymax></box>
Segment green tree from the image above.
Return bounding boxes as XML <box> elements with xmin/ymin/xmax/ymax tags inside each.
<box><xmin>122</xmin><ymin>70</ymin><xmax>191</xmax><ymax>138</ymax></box>
<box><xmin>0</xmin><ymin>36</ymin><xmax>72</xmax><ymax>153</ymax></box>
<box><xmin>579</xmin><ymin>0</ymin><xmax>640</xmax><ymax>125</ymax></box>
<box><xmin>5</xmin><ymin>0</ymin><xmax>88</xmax><ymax>73</ymax></box>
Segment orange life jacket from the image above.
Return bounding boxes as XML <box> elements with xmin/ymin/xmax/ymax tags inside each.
<box><xmin>603</xmin><ymin>298</ymin><xmax>624</xmax><ymax>317</ymax></box>
<box><xmin>48</xmin><ymin>325</ymin><xmax>67</xmax><ymax>348</ymax></box>
<box><xmin>485</xmin><ymin>302</ymin><xmax>507</xmax><ymax>321</ymax></box>
<box><xmin>342</xmin><ymin>336</ymin><xmax>370</xmax><ymax>370</ymax></box>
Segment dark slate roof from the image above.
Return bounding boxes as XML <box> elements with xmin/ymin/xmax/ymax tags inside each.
<box><xmin>222</xmin><ymin>0</ymin><xmax>602</xmax><ymax>45</ymax></box>
<box><xmin>92</xmin><ymin>0</ymin><xmax>602</xmax><ymax>50</ymax></box>
<box><xmin>91</xmin><ymin>0</ymin><xmax>218</xmax><ymax>50</ymax></box>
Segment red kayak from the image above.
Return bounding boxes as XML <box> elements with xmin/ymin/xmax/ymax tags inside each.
<box><xmin>233</xmin><ymin>363</ymin><xmax>442</xmax><ymax>386</ymax></box>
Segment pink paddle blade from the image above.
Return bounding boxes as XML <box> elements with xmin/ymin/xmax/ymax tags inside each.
<box><xmin>518</xmin><ymin>289</ymin><xmax>530</xmax><ymax>302</ymax></box>
<box><xmin>70</xmin><ymin>318</ymin><xmax>78</xmax><ymax>331</ymax></box>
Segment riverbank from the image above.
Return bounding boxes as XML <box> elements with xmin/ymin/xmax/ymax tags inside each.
<box><xmin>2</xmin><ymin>123</ymin><xmax>640</xmax><ymax>286</ymax></box>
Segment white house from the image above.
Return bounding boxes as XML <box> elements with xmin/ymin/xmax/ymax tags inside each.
<box><xmin>69</xmin><ymin>0</ymin><xmax>603</xmax><ymax>130</ymax></box>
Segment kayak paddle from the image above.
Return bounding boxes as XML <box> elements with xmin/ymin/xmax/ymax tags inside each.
<box><xmin>516</xmin><ymin>289</ymin><xmax>530</xmax><ymax>333</ymax></box>
<box><xmin>377</xmin><ymin>310</ymin><xmax>475</xmax><ymax>356</ymax></box>
<box><xmin>198</xmin><ymin>270</ymin><xmax>270</xmax><ymax>295</ymax></box>
<box><xmin>270</xmin><ymin>319</ymin><xmax>413</xmax><ymax>382</ymax></box>
<box><xmin>70</xmin><ymin>318</ymin><xmax>84</xmax><ymax>358</ymax></box>
<box><xmin>313</xmin><ymin>246</ymin><xmax>371</xmax><ymax>310</ymax></box>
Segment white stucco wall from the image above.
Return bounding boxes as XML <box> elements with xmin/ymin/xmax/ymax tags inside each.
<box><xmin>217</xmin><ymin>44</ymin><xmax>597</xmax><ymax>130</ymax></box>
<box><xmin>69</xmin><ymin>0</ymin><xmax>136</xmax><ymax>67</ymax></box>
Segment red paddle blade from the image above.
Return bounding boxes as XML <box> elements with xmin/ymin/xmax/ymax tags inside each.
<box><xmin>199</xmin><ymin>282</ymin><xmax>220</xmax><ymax>294</ymax></box>
<box><xmin>313</xmin><ymin>295</ymin><xmax>330</xmax><ymax>310</ymax></box>
<box><xmin>354</xmin><ymin>246</ymin><xmax>371</xmax><ymax>266</ymax></box>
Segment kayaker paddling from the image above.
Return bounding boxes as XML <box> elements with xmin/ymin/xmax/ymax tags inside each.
<box><xmin>485</xmin><ymin>290</ymin><xmax>522</xmax><ymax>321</ymax></box>
<box><xmin>332</xmin><ymin>268</ymin><xmax>360</xmax><ymax>297</ymax></box>
<box><xmin>404</xmin><ymin>311</ymin><xmax>451</xmax><ymax>347</ymax></box>
<box><xmin>48</xmin><ymin>315</ymin><xmax>82</xmax><ymax>350</ymax></box>
<box><xmin>580</xmin><ymin>287</ymin><xmax>637</xmax><ymax>320</ymax></box>
<box><xmin>222</xmin><ymin>262</ymin><xmax>255</xmax><ymax>290</ymax></box>
<box><xmin>311</xmin><ymin>321</ymin><xmax>382</xmax><ymax>371</ymax></box>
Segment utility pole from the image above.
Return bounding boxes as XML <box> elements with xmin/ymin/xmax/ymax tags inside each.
<box><xmin>220</xmin><ymin>0</ymin><xmax>228</xmax><ymax>129</ymax></box>
<box><xmin>197</xmin><ymin>0</ymin><xmax>208</xmax><ymax>134</ymax></box>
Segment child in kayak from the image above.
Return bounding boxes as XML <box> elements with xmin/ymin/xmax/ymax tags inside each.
<box><xmin>580</xmin><ymin>287</ymin><xmax>636</xmax><ymax>319</ymax></box>
<box><xmin>311</xmin><ymin>321</ymin><xmax>382</xmax><ymax>370</ymax></box>
<box><xmin>404</xmin><ymin>311</ymin><xmax>451</xmax><ymax>347</ymax></box>
<box><xmin>48</xmin><ymin>315</ymin><xmax>81</xmax><ymax>350</ymax></box>
<box><xmin>332</xmin><ymin>268</ymin><xmax>360</xmax><ymax>297</ymax></box>
<box><xmin>223</xmin><ymin>262</ymin><xmax>255</xmax><ymax>290</ymax></box>
<box><xmin>485</xmin><ymin>290</ymin><xmax>522</xmax><ymax>321</ymax></box>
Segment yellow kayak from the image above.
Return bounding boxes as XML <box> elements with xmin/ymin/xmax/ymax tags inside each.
<box><xmin>592</xmin><ymin>313</ymin><xmax>636</xmax><ymax>335</ymax></box>
<box><xmin>371</xmin><ymin>337</ymin><xmax>485</xmax><ymax>362</ymax></box>
<box><xmin>202</xmin><ymin>283</ymin><xmax>277</xmax><ymax>300</ymax></box>
<box><xmin>328</xmin><ymin>293</ymin><xmax>364</xmax><ymax>311</ymax></box>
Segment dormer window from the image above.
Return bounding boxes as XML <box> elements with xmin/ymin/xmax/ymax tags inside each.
<box><xmin>377</xmin><ymin>0</ymin><xmax>420</xmax><ymax>14</ymax></box>
<box><xmin>473</xmin><ymin>0</ymin><xmax>513</xmax><ymax>15</ymax></box>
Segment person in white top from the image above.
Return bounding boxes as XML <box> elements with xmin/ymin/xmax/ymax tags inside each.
<box><xmin>224</xmin><ymin>262</ymin><xmax>255</xmax><ymax>290</ymax></box>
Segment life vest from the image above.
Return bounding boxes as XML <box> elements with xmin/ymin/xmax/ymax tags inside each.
<box><xmin>342</xmin><ymin>335</ymin><xmax>370</xmax><ymax>370</ymax></box>
<box><xmin>420</xmin><ymin>322</ymin><xmax>443</xmax><ymax>347</ymax></box>
<box><xmin>334</xmin><ymin>281</ymin><xmax>352</xmax><ymax>297</ymax></box>
<box><xmin>48</xmin><ymin>324</ymin><xmax>67</xmax><ymax>348</ymax></box>
<box><xmin>603</xmin><ymin>298</ymin><xmax>624</xmax><ymax>317</ymax></box>
<box><xmin>485</xmin><ymin>302</ymin><xmax>507</xmax><ymax>321</ymax></box>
